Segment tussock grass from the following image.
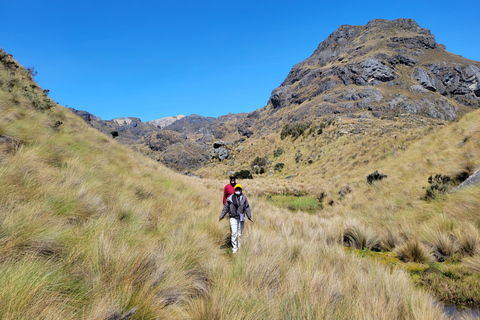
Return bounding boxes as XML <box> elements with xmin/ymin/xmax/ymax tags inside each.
<box><xmin>343</xmin><ymin>222</ymin><xmax>381</xmax><ymax>250</ymax></box>
<box><xmin>395</xmin><ymin>239</ymin><xmax>435</xmax><ymax>264</ymax></box>
<box><xmin>423</xmin><ymin>230</ymin><xmax>460</xmax><ymax>262</ymax></box>
<box><xmin>463</xmin><ymin>253</ymin><xmax>480</xmax><ymax>275</ymax></box>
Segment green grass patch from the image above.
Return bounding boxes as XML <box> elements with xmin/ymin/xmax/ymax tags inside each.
<box><xmin>347</xmin><ymin>247</ymin><xmax>480</xmax><ymax>308</ymax></box>
<box><xmin>265</xmin><ymin>194</ymin><xmax>321</xmax><ymax>213</ymax></box>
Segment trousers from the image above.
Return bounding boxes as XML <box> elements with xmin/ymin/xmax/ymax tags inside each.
<box><xmin>230</xmin><ymin>217</ymin><xmax>244</xmax><ymax>253</ymax></box>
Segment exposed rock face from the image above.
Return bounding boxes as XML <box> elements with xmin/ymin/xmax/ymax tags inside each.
<box><xmin>210</xmin><ymin>140</ymin><xmax>231</xmax><ymax>161</ymax></box>
<box><xmin>148</xmin><ymin>115</ymin><xmax>185</xmax><ymax>128</ymax></box>
<box><xmin>456</xmin><ymin>170</ymin><xmax>480</xmax><ymax>190</ymax></box>
<box><xmin>267</xmin><ymin>18</ymin><xmax>480</xmax><ymax>121</ymax></box>
<box><xmin>112</xmin><ymin>117</ymin><xmax>141</xmax><ymax>127</ymax></box>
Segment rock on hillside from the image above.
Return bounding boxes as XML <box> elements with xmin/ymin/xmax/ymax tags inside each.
<box><xmin>266</xmin><ymin>18</ymin><xmax>480</xmax><ymax>122</ymax></box>
<box><xmin>148</xmin><ymin>115</ymin><xmax>186</xmax><ymax>128</ymax></box>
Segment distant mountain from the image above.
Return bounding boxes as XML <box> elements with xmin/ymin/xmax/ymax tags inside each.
<box><xmin>70</xmin><ymin>18</ymin><xmax>480</xmax><ymax>173</ymax></box>
<box><xmin>68</xmin><ymin>109</ymin><xmax>248</xmax><ymax>170</ymax></box>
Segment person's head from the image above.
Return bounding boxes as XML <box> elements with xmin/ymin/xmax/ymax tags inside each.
<box><xmin>234</xmin><ymin>184</ymin><xmax>243</xmax><ymax>195</ymax></box>
<box><xmin>229</xmin><ymin>175</ymin><xmax>236</xmax><ymax>186</ymax></box>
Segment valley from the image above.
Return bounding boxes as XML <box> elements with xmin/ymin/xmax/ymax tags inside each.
<box><xmin>1</xmin><ymin>18</ymin><xmax>480</xmax><ymax>319</ymax></box>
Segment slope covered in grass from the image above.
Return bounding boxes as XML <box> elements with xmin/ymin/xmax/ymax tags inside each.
<box><xmin>0</xmin><ymin>50</ymin><xmax>451</xmax><ymax>319</ymax></box>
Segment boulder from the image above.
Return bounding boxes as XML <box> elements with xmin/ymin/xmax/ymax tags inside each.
<box><xmin>210</xmin><ymin>141</ymin><xmax>231</xmax><ymax>161</ymax></box>
<box><xmin>413</xmin><ymin>68</ymin><xmax>436</xmax><ymax>91</ymax></box>
<box><xmin>456</xmin><ymin>170</ymin><xmax>480</xmax><ymax>190</ymax></box>
<box><xmin>270</xmin><ymin>86</ymin><xmax>292</xmax><ymax>109</ymax></box>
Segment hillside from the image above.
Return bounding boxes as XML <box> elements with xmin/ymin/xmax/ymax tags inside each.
<box><xmin>0</xmin><ymin>47</ymin><xmax>462</xmax><ymax>318</ymax></box>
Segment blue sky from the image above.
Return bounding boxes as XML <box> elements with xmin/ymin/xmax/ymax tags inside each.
<box><xmin>2</xmin><ymin>0</ymin><xmax>479</xmax><ymax>121</ymax></box>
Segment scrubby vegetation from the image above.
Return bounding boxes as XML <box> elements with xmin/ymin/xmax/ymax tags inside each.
<box><xmin>280</xmin><ymin>122</ymin><xmax>310</xmax><ymax>140</ymax></box>
<box><xmin>424</xmin><ymin>174</ymin><xmax>452</xmax><ymax>199</ymax></box>
<box><xmin>250</xmin><ymin>156</ymin><xmax>268</xmax><ymax>174</ymax></box>
<box><xmin>366</xmin><ymin>170</ymin><xmax>388</xmax><ymax>184</ymax></box>
<box><xmin>235</xmin><ymin>169</ymin><xmax>253</xmax><ymax>179</ymax></box>
<box><xmin>273</xmin><ymin>147</ymin><xmax>284</xmax><ymax>157</ymax></box>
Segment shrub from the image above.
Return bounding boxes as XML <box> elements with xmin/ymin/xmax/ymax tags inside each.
<box><xmin>26</xmin><ymin>67</ymin><xmax>37</xmax><ymax>78</ymax></box>
<box><xmin>251</xmin><ymin>156</ymin><xmax>268</xmax><ymax>174</ymax></box>
<box><xmin>110</xmin><ymin>130</ymin><xmax>119</xmax><ymax>138</ymax></box>
<box><xmin>235</xmin><ymin>169</ymin><xmax>253</xmax><ymax>179</ymax></box>
<box><xmin>294</xmin><ymin>151</ymin><xmax>302</xmax><ymax>163</ymax></box>
<box><xmin>343</xmin><ymin>225</ymin><xmax>381</xmax><ymax>250</ymax></box>
<box><xmin>251</xmin><ymin>156</ymin><xmax>267</xmax><ymax>168</ymax></box>
<box><xmin>423</xmin><ymin>174</ymin><xmax>452</xmax><ymax>199</ymax></box>
<box><xmin>274</xmin><ymin>163</ymin><xmax>284</xmax><ymax>172</ymax></box>
<box><xmin>280</xmin><ymin>122</ymin><xmax>310</xmax><ymax>140</ymax></box>
<box><xmin>366</xmin><ymin>170</ymin><xmax>387</xmax><ymax>184</ymax></box>
<box><xmin>273</xmin><ymin>147</ymin><xmax>284</xmax><ymax>157</ymax></box>
<box><xmin>395</xmin><ymin>239</ymin><xmax>434</xmax><ymax>263</ymax></box>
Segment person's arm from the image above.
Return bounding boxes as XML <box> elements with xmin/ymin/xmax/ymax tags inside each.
<box><xmin>219</xmin><ymin>201</ymin><xmax>229</xmax><ymax>221</ymax></box>
<box><xmin>223</xmin><ymin>186</ymin><xmax>228</xmax><ymax>205</ymax></box>
<box><xmin>244</xmin><ymin>197</ymin><xmax>253</xmax><ymax>222</ymax></box>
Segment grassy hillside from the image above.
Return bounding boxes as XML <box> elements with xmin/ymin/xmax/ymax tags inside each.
<box><xmin>199</xmin><ymin>106</ymin><xmax>480</xmax><ymax>308</ymax></box>
<box><xmin>0</xmin><ymin>51</ymin><xmax>457</xmax><ymax>319</ymax></box>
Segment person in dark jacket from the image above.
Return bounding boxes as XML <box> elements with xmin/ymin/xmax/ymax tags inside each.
<box><xmin>219</xmin><ymin>184</ymin><xmax>253</xmax><ymax>253</ymax></box>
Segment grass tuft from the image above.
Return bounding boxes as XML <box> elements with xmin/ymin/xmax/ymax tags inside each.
<box><xmin>395</xmin><ymin>239</ymin><xmax>434</xmax><ymax>264</ymax></box>
<box><xmin>343</xmin><ymin>223</ymin><xmax>381</xmax><ymax>250</ymax></box>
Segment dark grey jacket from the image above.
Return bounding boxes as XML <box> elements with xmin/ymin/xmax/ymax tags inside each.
<box><xmin>219</xmin><ymin>194</ymin><xmax>252</xmax><ymax>220</ymax></box>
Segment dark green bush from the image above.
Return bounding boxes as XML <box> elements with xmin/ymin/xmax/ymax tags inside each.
<box><xmin>273</xmin><ymin>147</ymin><xmax>284</xmax><ymax>157</ymax></box>
<box><xmin>423</xmin><ymin>174</ymin><xmax>452</xmax><ymax>200</ymax></box>
<box><xmin>274</xmin><ymin>163</ymin><xmax>284</xmax><ymax>172</ymax></box>
<box><xmin>280</xmin><ymin>122</ymin><xmax>310</xmax><ymax>140</ymax></box>
<box><xmin>235</xmin><ymin>169</ymin><xmax>253</xmax><ymax>179</ymax></box>
<box><xmin>251</xmin><ymin>156</ymin><xmax>268</xmax><ymax>174</ymax></box>
<box><xmin>110</xmin><ymin>130</ymin><xmax>119</xmax><ymax>138</ymax></box>
<box><xmin>366</xmin><ymin>170</ymin><xmax>387</xmax><ymax>184</ymax></box>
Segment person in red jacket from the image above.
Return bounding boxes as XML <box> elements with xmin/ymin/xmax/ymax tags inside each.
<box><xmin>223</xmin><ymin>174</ymin><xmax>236</xmax><ymax>205</ymax></box>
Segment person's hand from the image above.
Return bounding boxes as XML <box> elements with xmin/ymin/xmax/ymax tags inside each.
<box><xmin>249</xmin><ymin>218</ymin><xmax>254</xmax><ymax>223</ymax></box>
<box><xmin>218</xmin><ymin>218</ymin><xmax>222</xmax><ymax>222</ymax></box>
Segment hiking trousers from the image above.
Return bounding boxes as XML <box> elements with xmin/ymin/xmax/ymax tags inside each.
<box><xmin>230</xmin><ymin>217</ymin><xmax>244</xmax><ymax>253</ymax></box>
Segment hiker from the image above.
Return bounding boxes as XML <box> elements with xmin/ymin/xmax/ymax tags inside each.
<box><xmin>219</xmin><ymin>184</ymin><xmax>253</xmax><ymax>253</ymax></box>
<box><xmin>223</xmin><ymin>174</ymin><xmax>237</xmax><ymax>205</ymax></box>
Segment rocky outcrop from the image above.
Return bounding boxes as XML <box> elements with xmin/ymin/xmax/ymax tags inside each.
<box><xmin>456</xmin><ymin>170</ymin><xmax>480</xmax><ymax>190</ymax></box>
<box><xmin>412</xmin><ymin>64</ymin><xmax>480</xmax><ymax>107</ymax></box>
<box><xmin>209</xmin><ymin>140</ymin><xmax>231</xmax><ymax>161</ymax></box>
<box><xmin>148</xmin><ymin>115</ymin><xmax>185</xmax><ymax>128</ymax></box>
<box><xmin>143</xmin><ymin>130</ymin><xmax>186</xmax><ymax>152</ymax></box>
<box><xmin>267</xmin><ymin>18</ymin><xmax>480</xmax><ymax>121</ymax></box>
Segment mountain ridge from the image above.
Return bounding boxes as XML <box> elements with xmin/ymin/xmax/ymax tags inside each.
<box><xmin>68</xmin><ymin>18</ymin><xmax>480</xmax><ymax>174</ymax></box>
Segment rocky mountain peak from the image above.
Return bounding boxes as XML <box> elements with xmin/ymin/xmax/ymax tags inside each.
<box><xmin>269</xmin><ymin>18</ymin><xmax>479</xmax><ymax>121</ymax></box>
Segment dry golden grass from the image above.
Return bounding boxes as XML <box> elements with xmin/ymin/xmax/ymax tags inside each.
<box><xmin>0</xmin><ymin>54</ymin><xmax>452</xmax><ymax>319</ymax></box>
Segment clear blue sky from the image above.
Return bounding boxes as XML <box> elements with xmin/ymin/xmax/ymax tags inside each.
<box><xmin>2</xmin><ymin>0</ymin><xmax>479</xmax><ymax>121</ymax></box>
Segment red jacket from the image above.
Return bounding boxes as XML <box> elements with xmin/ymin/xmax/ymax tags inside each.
<box><xmin>223</xmin><ymin>184</ymin><xmax>235</xmax><ymax>205</ymax></box>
